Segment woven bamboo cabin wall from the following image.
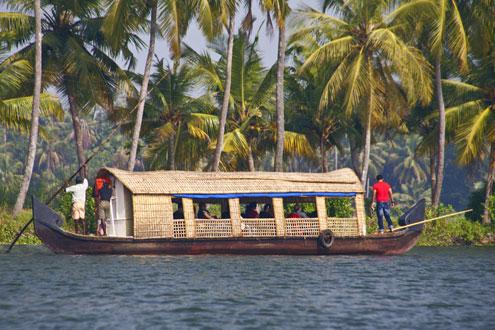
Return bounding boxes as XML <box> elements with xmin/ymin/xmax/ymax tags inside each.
<box><xmin>132</xmin><ymin>195</ymin><xmax>173</xmax><ymax>238</ymax></box>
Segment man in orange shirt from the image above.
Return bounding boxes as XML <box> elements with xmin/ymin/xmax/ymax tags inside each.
<box><xmin>371</xmin><ymin>174</ymin><xmax>395</xmax><ymax>233</ymax></box>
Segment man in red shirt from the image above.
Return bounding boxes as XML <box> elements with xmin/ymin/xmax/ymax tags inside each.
<box><xmin>371</xmin><ymin>174</ymin><xmax>395</xmax><ymax>233</ymax></box>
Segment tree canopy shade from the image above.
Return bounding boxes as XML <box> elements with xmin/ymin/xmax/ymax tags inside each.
<box><xmin>0</xmin><ymin>49</ymin><xmax>62</xmax><ymax>133</ymax></box>
<box><xmin>295</xmin><ymin>0</ymin><xmax>433</xmax><ymax>186</ymax></box>
<box><xmin>1</xmin><ymin>0</ymin><xmax>126</xmax><ymax>178</ymax></box>
<box><xmin>443</xmin><ymin>59</ymin><xmax>495</xmax><ymax>224</ymax></box>
<box><xmin>143</xmin><ymin>58</ymin><xmax>218</xmax><ymax>171</ymax></box>
<box><xmin>418</xmin><ymin>0</ymin><xmax>468</xmax><ymax>207</ymax></box>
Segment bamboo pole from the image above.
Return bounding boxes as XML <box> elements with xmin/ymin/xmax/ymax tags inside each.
<box><xmin>391</xmin><ymin>209</ymin><xmax>472</xmax><ymax>232</ymax></box>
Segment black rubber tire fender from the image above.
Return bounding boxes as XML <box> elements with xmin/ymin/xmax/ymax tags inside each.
<box><xmin>317</xmin><ymin>229</ymin><xmax>334</xmax><ymax>249</ymax></box>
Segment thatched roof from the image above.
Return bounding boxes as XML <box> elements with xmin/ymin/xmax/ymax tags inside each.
<box><xmin>98</xmin><ymin>167</ymin><xmax>363</xmax><ymax>195</ymax></box>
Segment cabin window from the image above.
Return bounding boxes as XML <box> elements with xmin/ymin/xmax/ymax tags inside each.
<box><xmin>325</xmin><ymin>197</ymin><xmax>356</xmax><ymax>218</ymax></box>
<box><xmin>191</xmin><ymin>199</ymin><xmax>233</xmax><ymax>238</ymax></box>
<box><xmin>282</xmin><ymin>197</ymin><xmax>320</xmax><ymax>236</ymax></box>
<box><xmin>172</xmin><ymin>198</ymin><xmax>184</xmax><ymax>219</ymax></box>
<box><xmin>238</xmin><ymin>197</ymin><xmax>274</xmax><ymax>219</ymax></box>
<box><xmin>325</xmin><ymin>197</ymin><xmax>359</xmax><ymax>237</ymax></box>
<box><xmin>191</xmin><ymin>199</ymin><xmax>230</xmax><ymax>219</ymax></box>
<box><xmin>283</xmin><ymin>197</ymin><xmax>317</xmax><ymax>218</ymax></box>
<box><xmin>238</xmin><ymin>197</ymin><xmax>277</xmax><ymax>236</ymax></box>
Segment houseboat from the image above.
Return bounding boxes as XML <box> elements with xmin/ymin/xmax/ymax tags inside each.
<box><xmin>32</xmin><ymin>167</ymin><xmax>426</xmax><ymax>255</ymax></box>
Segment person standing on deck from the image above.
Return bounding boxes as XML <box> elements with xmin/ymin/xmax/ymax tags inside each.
<box><xmin>97</xmin><ymin>181</ymin><xmax>113</xmax><ymax>236</ymax></box>
<box><xmin>371</xmin><ymin>174</ymin><xmax>395</xmax><ymax>233</ymax></box>
<box><xmin>65</xmin><ymin>175</ymin><xmax>89</xmax><ymax>235</ymax></box>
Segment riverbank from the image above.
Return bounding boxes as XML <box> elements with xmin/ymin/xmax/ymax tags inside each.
<box><xmin>1</xmin><ymin>208</ymin><xmax>494</xmax><ymax>246</ymax></box>
<box><xmin>0</xmin><ymin>209</ymin><xmax>40</xmax><ymax>245</ymax></box>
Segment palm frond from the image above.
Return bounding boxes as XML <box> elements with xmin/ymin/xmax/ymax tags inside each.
<box><xmin>300</xmin><ymin>36</ymin><xmax>355</xmax><ymax>73</ymax></box>
<box><xmin>284</xmin><ymin>131</ymin><xmax>314</xmax><ymax>157</ymax></box>
<box><xmin>447</xmin><ymin>0</ymin><xmax>468</xmax><ymax>71</ymax></box>
<box><xmin>456</xmin><ymin>106</ymin><xmax>492</xmax><ymax>164</ymax></box>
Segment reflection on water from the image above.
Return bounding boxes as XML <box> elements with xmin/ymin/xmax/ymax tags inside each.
<box><xmin>1</xmin><ymin>246</ymin><xmax>494</xmax><ymax>329</ymax></box>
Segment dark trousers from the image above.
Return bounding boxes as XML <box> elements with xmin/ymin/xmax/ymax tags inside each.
<box><xmin>376</xmin><ymin>202</ymin><xmax>393</xmax><ymax>230</ymax></box>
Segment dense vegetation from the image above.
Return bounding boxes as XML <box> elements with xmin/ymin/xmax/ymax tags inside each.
<box><xmin>1</xmin><ymin>0</ymin><xmax>495</xmax><ymax>244</ymax></box>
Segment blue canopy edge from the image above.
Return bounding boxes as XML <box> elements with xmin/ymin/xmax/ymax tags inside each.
<box><xmin>172</xmin><ymin>192</ymin><xmax>357</xmax><ymax>199</ymax></box>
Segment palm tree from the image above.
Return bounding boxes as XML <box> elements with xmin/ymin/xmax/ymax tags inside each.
<box><xmin>411</xmin><ymin>104</ymin><xmax>439</xmax><ymax>203</ymax></box>
<box><xmin>391</xmin><ymin>136</ymin><xmax>428</xmax><ymax>185</ymax></box>
<box><xmin>142</xmin><ymin>59</ymin><xmax>218</xmax><ymax>170</ymax></box>
<box><xmin>211</xmin><ymin>0</ymin><xmax>237</xmax><ymax>172</ymax></box>
<box><xmin>418</xmin><ymin>0</ymin><xmax>468</xmax><ymax>207</ymax></box>
<box><xmin>285</xmin><ymin>58</ymin><xmax>347</xmax><ymax>173</ymax></box>
<box><xmin>127</xmin><ymin>2</ymin><xmax>157</xmax><ymax>171</ymax></box>
<box><xmin>0</xmin><ymin>57</ymin><xmax>61</xmax><ymax>132</ymax></box>
<box><xmin>103</xmin><ymin>0</ymin><xmax>212</xmax><ymax>171</ymax></box>
<box><xmin>191</xmin><ymin>30</ymin><xmax>311</xmax><ymax>171</ymax></box>
<box><xmin>2</xmin><ymin>0</ymin><xmax>123</xmax><ymax>178</ymax></box>
<box><xmin>0</xmin><ymin>48</ymin><xmax>62</xmax><ymax>214</ymax></box>
<box><xmin>12</xmin><ymin>0</ymin><xmax>42</xmax><ymax>216</ymax></box>
<box><xmin>261</xmin><ymin>0</ymin><xmax>290</xmax><ymax>172</ymax></box>
<box><xmin>297</xmin><ymin>0</ymin><xmax>433</xmax><ymax>186</ymax></box>
<box><xmin>442</xmin><ymin>62</ymin><xmax>495</xmax><ymax>224</ymax></box>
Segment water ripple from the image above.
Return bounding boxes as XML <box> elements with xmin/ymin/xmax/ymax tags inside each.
<box><xmin>1</xmin><ymin>246</ymin><xmax>495</xmax><ymax>329</ymax></box>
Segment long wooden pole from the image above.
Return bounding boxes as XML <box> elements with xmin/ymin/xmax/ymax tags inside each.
<box><xmin>391</xmin><ymin>209</ymin><xmax>472</xmax><ymax>232</ymax></box>
<box><xmin>5</xmin><ymin>40</ymin><xmax>175</xmax><ymax>252</ymax></box>
<box><xmin>5</xmin><ymin>130</ymin><xmax>117</xmax><ymax>253</ymax></box>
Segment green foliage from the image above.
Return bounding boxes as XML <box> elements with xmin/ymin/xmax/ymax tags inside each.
<box><xmin>418</xmin><ymin>204</ymin><xmax>495</xmax><ymax>246</ymax></box>
<box><xmin>467</xmin><ymin>186</ymin><xmax>489</xmax><ymax>221</ymax></box>
<box><xmin>57</xmin><ymin>188</ymin><xmax>96</xmax><ymax>234</ymax></box>
<box><xmin>283</xmin><ymin>202</ymin><xmax>316</xmax><ymax>216</ymax></box>
<box><xmin>326</xmin><ymin>198</ymin><xmax>354</xmax><ymax>218</ymax></box>
<box><xmin>0</xmin><ymin>208</ymin><xmax>40</xmax><ymax>244</ymax></box>
<box><xmin>488</xmin><ymin>195</ymin><xmax>495</xmax><ymax>222</ymax></box>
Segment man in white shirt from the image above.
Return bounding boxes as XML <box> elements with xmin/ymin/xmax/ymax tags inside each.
<box><xmin>65</xmin><ymin>176</ymin><xmax>89</xmax><ymax>235</ymax></box>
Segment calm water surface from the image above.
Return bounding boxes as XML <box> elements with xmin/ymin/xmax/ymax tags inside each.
<box><xmin>0</xmin><ymin>246</ymin><xmax>494</xmax><ymax>330</ymax></box>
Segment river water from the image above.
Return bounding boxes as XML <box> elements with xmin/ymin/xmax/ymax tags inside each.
<box><xmin>0</xmin><ymin>246</ymin><xmax>494</xmax><ymax>330</ymax></box>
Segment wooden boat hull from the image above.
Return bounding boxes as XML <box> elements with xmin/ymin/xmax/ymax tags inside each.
<box><xmin>33</xmin><ymin>198</ymin><xmax>424</xmax><ymax>256</ymax></box>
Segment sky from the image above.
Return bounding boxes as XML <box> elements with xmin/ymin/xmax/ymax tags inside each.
<box><xmin>129</xmin><ymin>0</ymin><xmax>322</xmax><ymax>72</ymax></box>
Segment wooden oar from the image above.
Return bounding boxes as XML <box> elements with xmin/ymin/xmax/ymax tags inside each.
<box><xmin>391</xmin><ymin>209</ymin><xmax>473</xmax><ymax>232</ymax></box>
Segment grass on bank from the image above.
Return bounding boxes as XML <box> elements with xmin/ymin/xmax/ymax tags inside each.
<box><xmin>0</xmin><ymin>208</ymin><xmax>40</xmax><ymax>245</ymax></box>
<box><xmin>365</xmin><ymin>203</ymin><xmax>495</xmax><ymax>246</ymax></box>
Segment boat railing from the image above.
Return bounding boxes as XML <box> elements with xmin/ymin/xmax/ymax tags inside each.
<box><xmin>195</xmin><ymin>219</ymin><xmax>233</xmax><ymax>238</ymax></box>
<box><xmin>285</xmin><ymin>218</ymin><xmax>320</xmax><ymax>237</ymax></box>
<box><xmin>173</xmin><ymin>219</ymin><xmax>187</xmax><ymax>238</ymax></box>
<box><xmin>327</xmin><ymin>217</ymin><xmax>359</xmax><ymax>236</ymax></box>
<box><xmin>170</xmin><ymin>216</ymin><xmax>360</xmax><ymax>239</ymax></box>
<box><xmin>240</xmin><ymin>218</ymin><xmax>277</xmax><ymax>237</ymax></box>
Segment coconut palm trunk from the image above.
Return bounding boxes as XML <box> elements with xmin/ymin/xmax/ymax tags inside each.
<box><xmin>247</xmin><ymin>144</ymin><xmax>255</xmax><ymax>172</ymax></box>
<box><xmin>212</xmin><ymin>14</ymin><xmax>235</xmax><ymax>172</ymax></box>
<box><xmin>429</xmin><ymin>148</ymin><xmax>437</xmax><ymax>204</ymax></box>
<box><xmin>127</xmin><ymin>2</ymin><xmax>157</xmax><ymax>171</ymax></box>
<box><xmin>67</xmin><ymin>94</ymin><xmax>87</xmax><ymax>178</ymax></box>
<box><xmin>433</xmin><ymin>58</ymin><xmax>446</xmax><ymax>207</ymax></box>
<box><xmin>361</xmin><ymin>93</ymin><xmax>373</xmax><ymax>187</ymax></box>
<box><xmin>13</xmin><ymin>0</ymin><xmax>42</xmax><ymax>216</ymax></box>
<box><xmin>350</xmin><ymin>144</ymin><xmax>362</xmax><ymax>177</ymax></box>
<box><xmin>168</xmin><ymin>133</ymin><xmax>176</xmax><ymax>170</ymax></box>
<box><xmin>334</xmin><ymin>147</ymin><xmax>338</xmax><ymax>170</ymax></box>
<box><xmin>274</xmin><ymin>22</ymin><xmax>286</xmax><ymax>172</ymax></box>
<box><xmin>483</xmin><ymin>143</ymin><xmax>495</xmax><ymax>224</ymax></box>
<box><xmin>320</xmin><ymin>134</ymin><xmax>328</xmax><ymax>173</ymax></box>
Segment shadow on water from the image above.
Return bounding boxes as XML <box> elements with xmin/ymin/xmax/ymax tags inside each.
<box><xmin>1</xmin><ymin>245</ymin><xmax>494</xmax><ymax>330</ymax></box>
